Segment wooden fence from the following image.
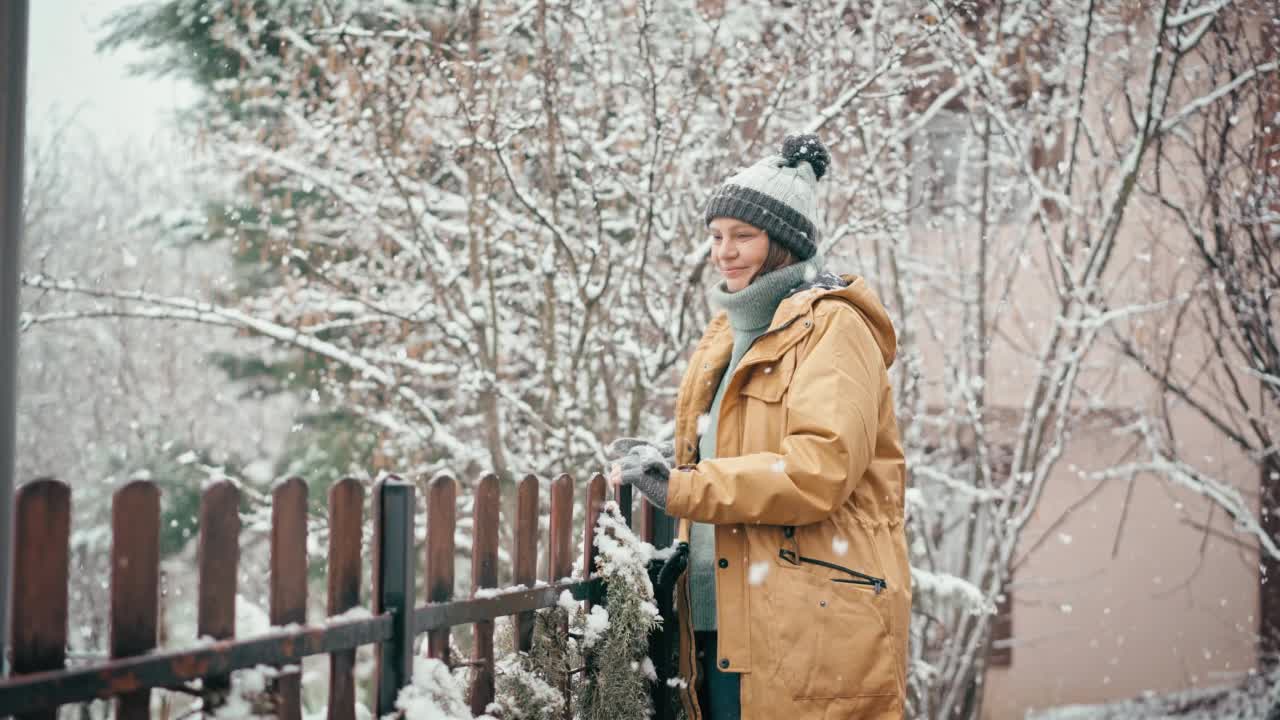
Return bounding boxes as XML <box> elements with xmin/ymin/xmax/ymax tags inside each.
<box><xmin>0</xmin><ymin>472</ymin><xmax>654</xmax><ymax>719</ymax></box>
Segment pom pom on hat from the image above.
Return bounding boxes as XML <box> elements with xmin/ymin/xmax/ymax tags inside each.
<box><xmin>780</xmin><ymin>133</ymin><xmax>831</xmax><ymax>181</ymax></box>
<box><xmin>702</xmin><ymin>133</ymin><xmax>832</xmax><ymax>261</ymax></box>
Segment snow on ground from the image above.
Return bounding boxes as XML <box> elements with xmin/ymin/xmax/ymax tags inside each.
<box><xmin>1029</xmin><ymin>665</ymin><xmax>1280</xmax><ymax>720</ymax></box>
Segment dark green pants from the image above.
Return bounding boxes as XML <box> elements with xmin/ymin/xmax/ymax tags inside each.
<box><xmin>695</xmin><ymin>631</ymin><xmax>741</xmax><ymax>720</ymax></box>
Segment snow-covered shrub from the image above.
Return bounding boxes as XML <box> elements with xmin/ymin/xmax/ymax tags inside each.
<box><xmin>492</xmin><ymin>653</ymin><xmax>565</xmax><ymax>720</ymax></box>
<box><xmin>574</xmin><ymin>502</ymin><xmax>661</xmax><ymax>720</ymax></box>
<box><xmin>490</xmin><ymin>605</ymin><xmax>574</xmax><ymax>720</ymax></box>
<box><xmin>393</xmin><ymin>658</ymin><xmax>491</xmax><ymax>720</ymax></box>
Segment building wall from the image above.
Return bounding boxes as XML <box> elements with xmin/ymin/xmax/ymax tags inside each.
<box><xmin>871</xmin><ymin>65</ymin><xmax>1266</xmax><ymax>715</ymax></box>
<box><xmin>982</xmin><ymin>411</ymin><xmax>1259</xmax><ymax>718</ymax></box>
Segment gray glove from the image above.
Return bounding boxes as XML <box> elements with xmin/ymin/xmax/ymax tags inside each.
<box><xmin>605</xmin><ymin>437</ymin><xmax>675</xmax><ymax>463</ymax></box>
<box><xmin>607</xmin><ymin>438</ymin><xmax>674</xmax><ymax>510</ymax></box>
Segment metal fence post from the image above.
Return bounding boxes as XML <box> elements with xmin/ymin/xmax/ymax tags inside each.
<box><xmin>0</xmin><ymin>0</ymin><xmax>31</xmax><ymax>679</ymax></box>
<box><xmin>373</xmin><ymin>478</ymin><xmax>415</xmax><ymax>716</ymax></box>
<box><xmin>651</xmin><ymin>508</ymin><xmax>676</xmax><ymax>549</ymax></box>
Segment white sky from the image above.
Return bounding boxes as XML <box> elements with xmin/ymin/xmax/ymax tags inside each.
<box><xmin>26</xmin><ymin>0</ymin><xmax>196</xmax><ymax>149</ymax></box>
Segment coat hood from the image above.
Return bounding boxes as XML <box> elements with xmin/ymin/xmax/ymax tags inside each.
<box><xmin>777</xmin><ymin>272</ymin><xmax>898</xmax><ymax>371</ymax></box>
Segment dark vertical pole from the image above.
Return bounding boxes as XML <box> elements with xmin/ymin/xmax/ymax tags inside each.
<box><xmin>373</xmin><ymin>477</ymin><xmax>415</xmax><ymax>717</ymax></box>
<box><xmin>0</xmin><ymin>0</ymin><xmax>31</xmax><ymax>678</ymax></box>
<box><xmin>1258</xmin><ymin>4</ymin><xmax>1280</xmax><ymax>667</ymax></box>
<box><xmin>619</xmin><ymin>483</ymin><xmax>633</xmax><ymax>528</ymax></box>
<box><xmin>652</xmin><ymin>508</ymin><xmax>675</xmax><ymax>549</ymax></box>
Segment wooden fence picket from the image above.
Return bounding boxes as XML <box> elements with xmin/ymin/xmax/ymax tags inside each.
<box><xmin>198</xmin><ymin>479</ymin><xmax>241</xmax><ymax>707</ymax></box>
<box><xmin>271</xmin><ymin>477</ymin><xmax>308</xmax><ymax>720</ymax></box>
<box><xmin>583</xmin><ymin>474</ymin><xmax>608</xmax><ymax>611</ymax></box>
<box><xmin>327</xmin><ymin>477</ymin><xmax>364</xmax><ymax>720</ymax></box>
<box><xmin>640</xmin><ymin>498</ymin><xmax>657</xmax><ymax>545</ymax></box>
<box><xmin>468</xmin><ymin>473</ymin><xmax>501</xmax><ymax>715</ymax></box>
<box><xmin>513</xmin><ymin>475</ymin><xmax>539</xmax><ymax>653</ymax></box>
<box><xmin>425</xmin><ymin>473</ymin><xmax>457</xmax><ymax>663</ymax></box>
<box><xmin>548</xmin><ymin>473</ymin><xmax>575</xmax><ymax>720</ymax></box>
<box><xmin>110</xmin><ymin>480</ymin><xmax>160</xmax><ymax>720</ymax></box>
<box><xmin>10</xmin><ymin>478</ymin><xmax>70</xmax><ymax>720</ymax></box>
<box><xmin>548</xmin><ymin>474</ymin><xmax>574</xmax><ymax>584</ymax></box>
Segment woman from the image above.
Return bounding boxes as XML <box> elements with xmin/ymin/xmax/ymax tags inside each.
<box><xmin>609</xmin><ymin>134</ymin><xmax>910</xmax><ymax>720</ymax></box>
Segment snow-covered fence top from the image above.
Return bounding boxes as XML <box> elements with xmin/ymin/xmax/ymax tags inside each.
<box><xmin>0</xmin><ymin>472</ymin><xmax>631</xmax><ymax>718</ymax></box>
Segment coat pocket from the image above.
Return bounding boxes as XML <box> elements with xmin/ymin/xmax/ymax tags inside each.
<box><xmin>766</xmin><ymin>562</ymin><xmax>898</xmax><ymax>700</ymax></box>
<box><xmin>739</xmin><ymin>350</ymin><xmax>796</xmax><ymax>403</ymax></box>
<box><xmin>737</xmin><ymin>352</ymin><xmax>796</xmax><ymax>455</ymax></box>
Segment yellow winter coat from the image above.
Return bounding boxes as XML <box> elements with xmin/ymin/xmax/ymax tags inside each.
<box><xmin>665</xmin><ymin>274</ymin><xmax>910</xmax><ymax>719</ymax></box>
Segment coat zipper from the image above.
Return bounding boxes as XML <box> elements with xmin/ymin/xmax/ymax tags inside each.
<box><xmin>778</xmin><ymin>546</ymin><xmax>888</xmax><ymax>595</ymax></box>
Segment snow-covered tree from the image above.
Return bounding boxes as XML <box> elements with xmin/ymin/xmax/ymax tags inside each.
<box><xmin>24</xmin><ymin>2</ymin><xmax>1278</xmax><ymax>717</ymax></box>
<box><xmin>1107</xmin><ymin>1</ymin><xmax>1280</xmax><ymax>665</ymax></box>
<box><xmin>848</xmin><ymin>3</ymin><xmax>1277</xmax><ymax>716</ymax></box>
<box><xmin>69</xmin><ymin>0</ymin><xmax>953</xmax><ymax>483</ymax></box>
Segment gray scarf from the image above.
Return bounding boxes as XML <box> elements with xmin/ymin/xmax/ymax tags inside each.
<box><xmin>707</xmin><ymin>253</ymin><xmax>826</xmax><ymax>332</ymax></box>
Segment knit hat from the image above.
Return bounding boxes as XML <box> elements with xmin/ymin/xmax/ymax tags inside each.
<box><xmin>703</xmin><ymin>133</ymin><xmax>831</xmax><ymax>261</ymax></box>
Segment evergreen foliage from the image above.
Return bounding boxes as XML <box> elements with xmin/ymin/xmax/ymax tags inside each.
<box><xmin>574</xmin><ymin>503</ymin><xmax>660</xmax><ymax>720</ymax></box>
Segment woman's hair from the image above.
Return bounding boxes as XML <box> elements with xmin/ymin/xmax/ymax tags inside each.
<box><xmin>749</xmin><ymin>235</ymin><xmax>796</xmax><ymax>284</ymax></box>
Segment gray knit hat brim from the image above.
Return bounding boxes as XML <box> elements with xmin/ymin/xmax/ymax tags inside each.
<box><xmin>704</xmin><ymin>183</ymin><xmax>818</xmax><ymax>261</ymax></box>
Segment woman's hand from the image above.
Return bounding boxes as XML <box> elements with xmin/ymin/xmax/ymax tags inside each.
<box><xmin>611</xmin><ymin>445</ymin><xmax>672</xmax><ymax>509</ymax></box>
<box><xmin>605</xmin><ymin>437</ymin><xmax>675</xmax><ymax>507</ymax></box>
<box><xmin>608</xmin><ymin>462</ymin><xmax>624</xmax><ymax>495</ymax></box>
<box><xmin>606</xmin><ymin>437</ymin><xmax>648</xmax><ymax>495</ymax></box>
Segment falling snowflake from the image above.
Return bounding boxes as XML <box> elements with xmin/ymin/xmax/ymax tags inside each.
<box><xmin>832</xmin><ymin>537</ymin><xmax>849</xmax><ymax>556</ymax></box>
<box><xmin>749</xmin><ymin>562</ymin><xmax>771</xmax><ymax>585</ymax></box>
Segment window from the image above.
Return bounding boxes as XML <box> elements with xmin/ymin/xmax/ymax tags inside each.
<box><xmin>907</xmin><ymin>110</ymin><xmax>1039</xmax><ymax>228</ymax></box>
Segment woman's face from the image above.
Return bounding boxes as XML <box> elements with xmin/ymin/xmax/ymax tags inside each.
<box><xmin>709</xmin><ymin>218</ymin><xmax>769</xmax><ymax>292</ymax></box>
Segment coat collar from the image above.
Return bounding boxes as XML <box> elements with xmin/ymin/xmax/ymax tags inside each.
<box><xmin>702</xmin><ymin>273</ymin><xmax>854</xmax><ymax>348</ymax></box>
<box><xmin>699</xmin><ymin>273</ymin><xmax>898</xmax><ymax>370</ymax></box>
